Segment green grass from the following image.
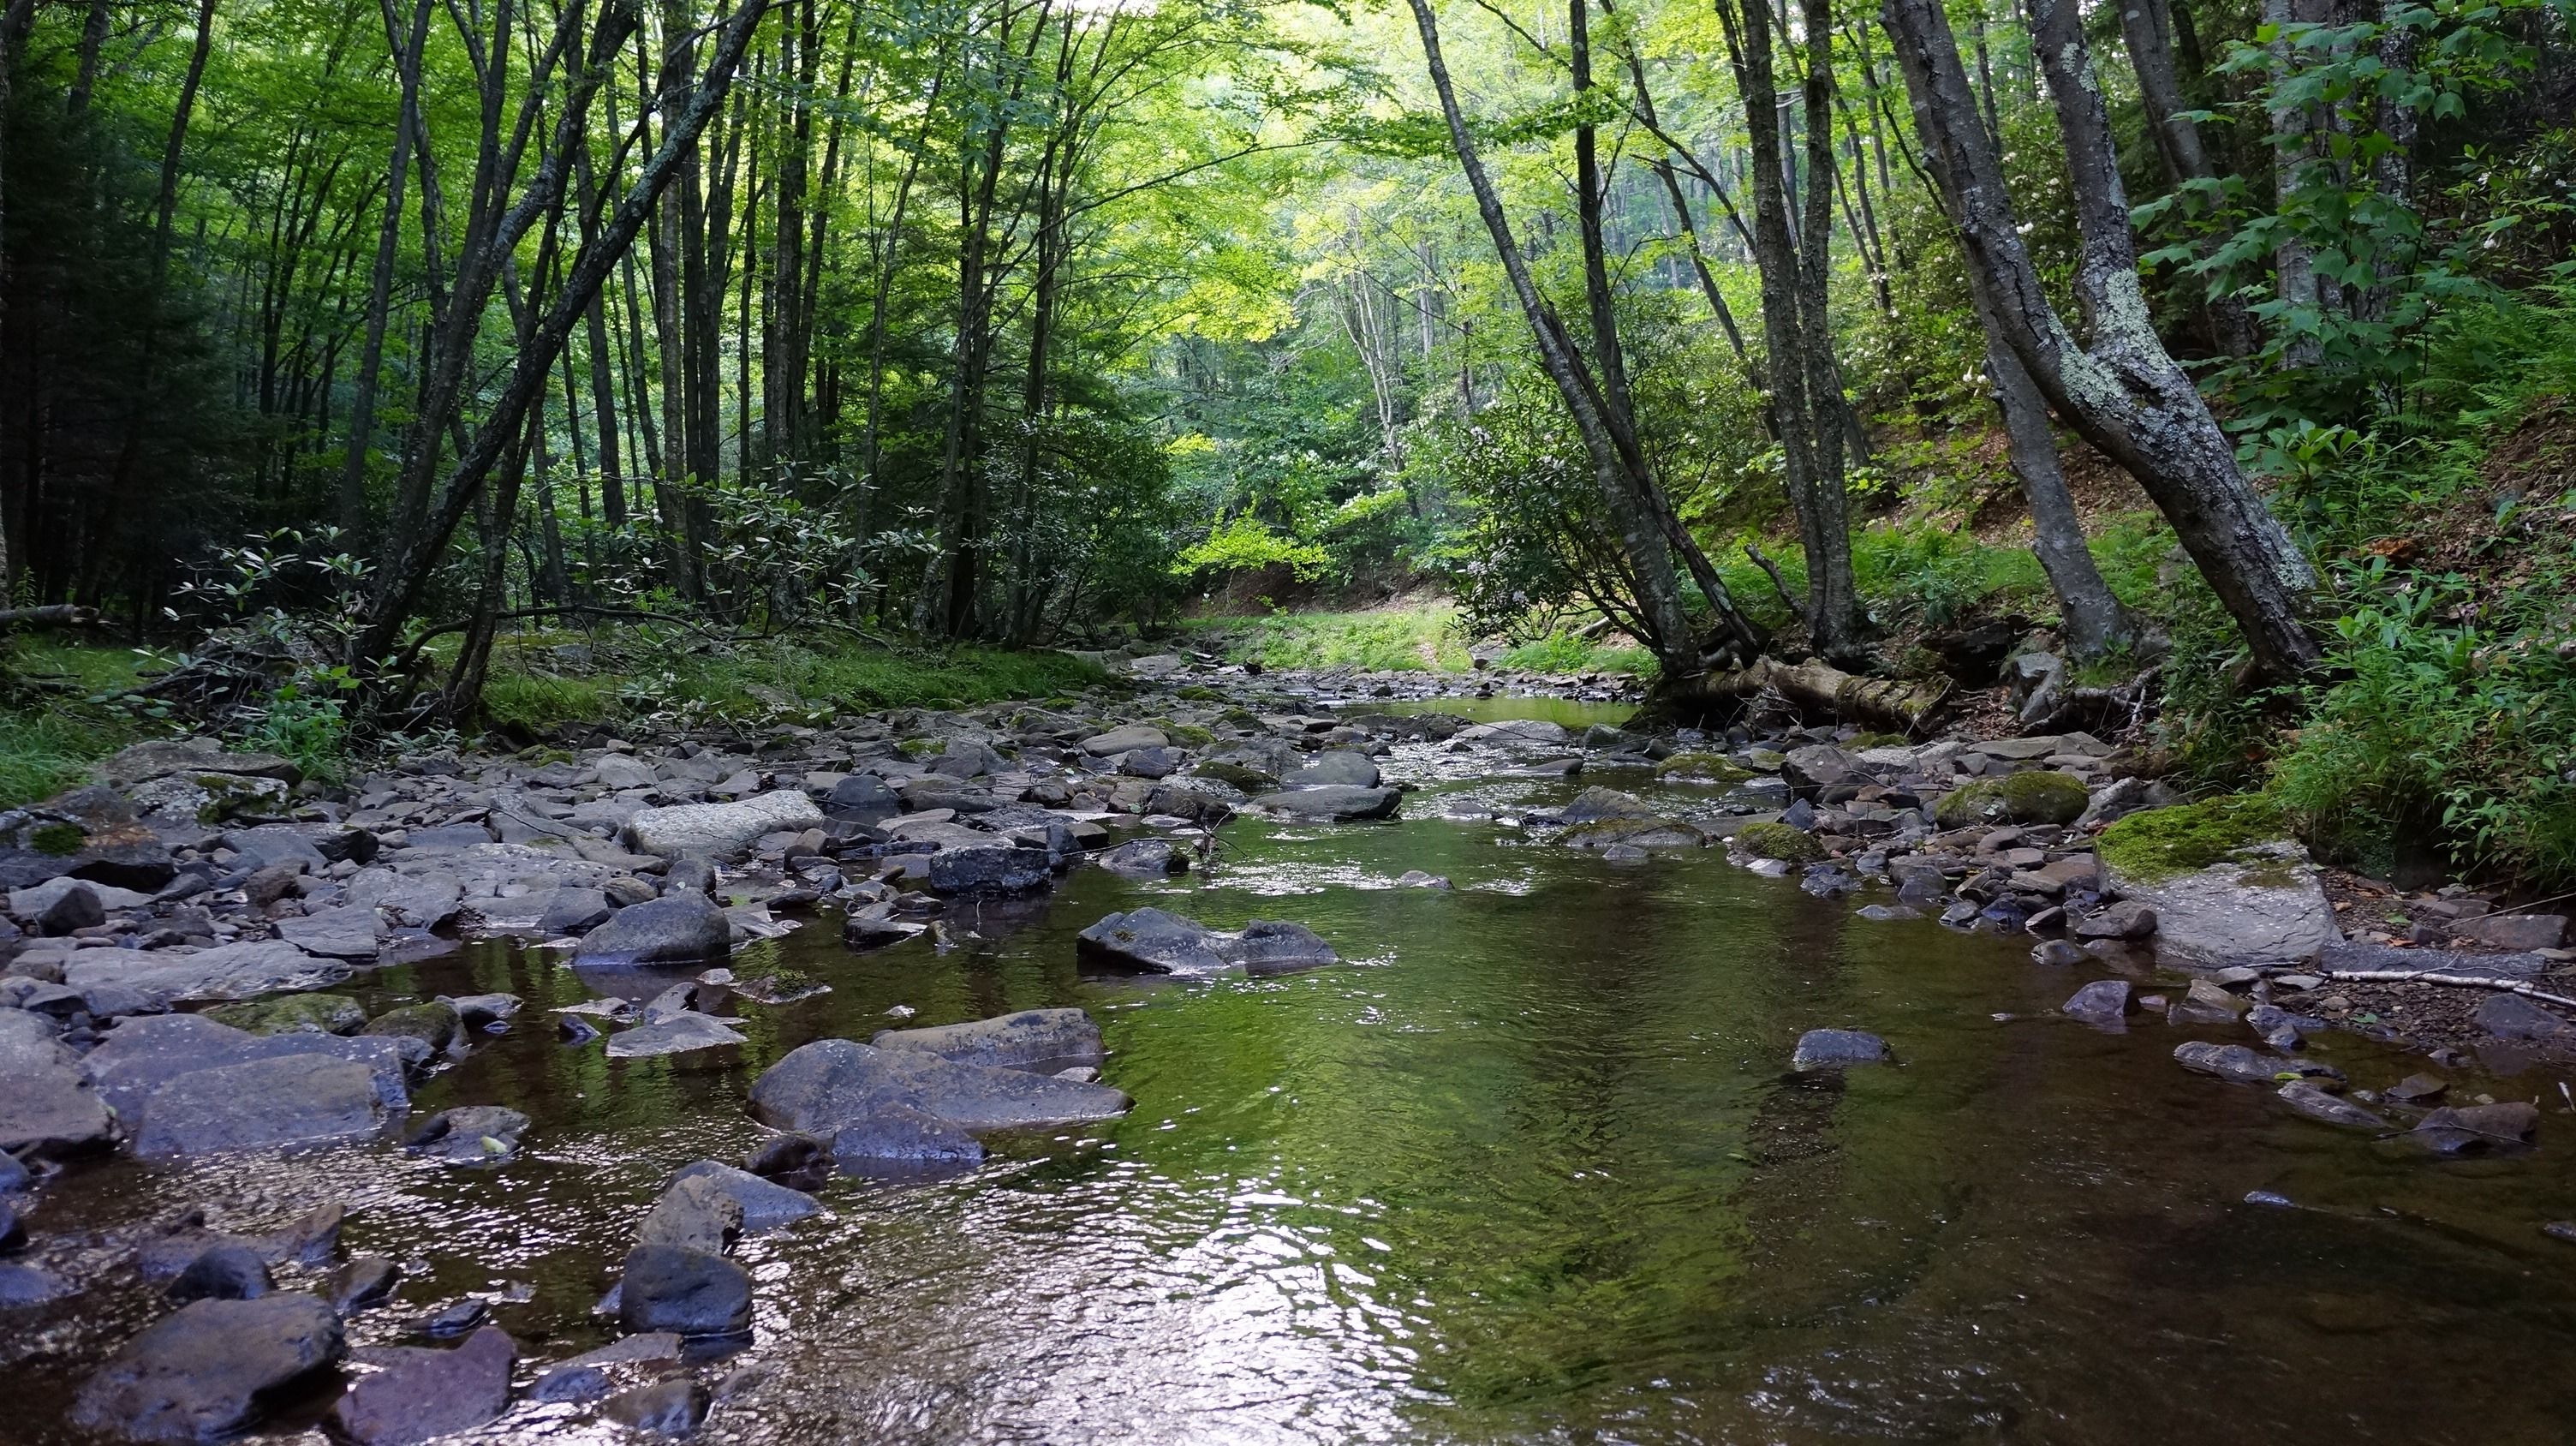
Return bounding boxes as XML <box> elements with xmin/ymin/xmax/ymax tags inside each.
<box><xmin>0</xmin><ymin>642</ymin><xmax>145</xmax><ymax>806</ymax></box>
<box><xmin>1185</xmin><ymin>603</ymin><xmax>1656</xmax><ymax>676</ymax></box>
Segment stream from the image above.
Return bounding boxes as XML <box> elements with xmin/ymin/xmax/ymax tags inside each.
<box><xmin>17</xmin><ymin>698</ymin><xmax>2576</xmax><ymax>1444</ymax></box>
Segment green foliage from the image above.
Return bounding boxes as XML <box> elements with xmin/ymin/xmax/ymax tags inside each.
<box><xmin>2097</xmin><ymin>797</ymin><xmax>2291</xmax><ymax>881</ymax></box>
<box><xmin>1211</xmin><ymin>605</ymin><xmax>1471</xmax><ymax>672</ymax></box>
<box><xmin>1176</xmin><ymin>517</ymin><xmax>1335</xmax><ymax>583</ymax></box>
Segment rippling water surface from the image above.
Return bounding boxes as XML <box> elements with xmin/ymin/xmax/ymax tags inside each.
<box><xmin>18</xmin><ymin>709</ymin><xmax>2576</xmax><ymax>1444</ymax></box>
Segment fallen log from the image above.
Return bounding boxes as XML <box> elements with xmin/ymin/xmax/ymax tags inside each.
<box><xmin>1649</xmin><ymin>655</ymin><xmax>1953</xmax><ymax>736</ymax></box>
<box><xmin>0</xmin><ymin>605</ymin><xmax>100</xmax><ymax>630</ymax></box>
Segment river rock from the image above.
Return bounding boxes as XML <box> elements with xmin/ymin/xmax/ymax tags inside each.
<box><xmin>1791</xmin><ymin>1029</ymin><xmax>1889</xmax><ymax>1069</ymax></box>
<box><xmin>535</xmin><ymin>887</ymin><xmax>614</xmax><ymax>935</ymax></box>
<box><xmin>2072</xmin><ymin>899</ymin><xmax>2158</xmax><ymax>941</ymax></box>
<box><xmin>2472</xmin><ymin>993</ymin><xmax>2573</xmax><ymax>1040</ymax></box>
<box><xmin>926</xmin><ymin>841</ymin><xmax>1051</xmax><ymax>895</ymax></box>
<box><xmin>821</xmin><ymin>1102</ymin><xmax>985</xmax><ymax>1168</ymax></box>
<box><xmin>606</xmin><ymin>1011</ymin><xmax>748</xmax><ymax>1060</ymax></box>
<box><xmin>1251</xmin><ymin>785</ymin><xmax>1401</xmax><ymax>822</ymax></box>
<box><xmin>600</xmin><ymin>1377</ymin><xmax>712</xmax><ymax>1436</ymax></box>
<box><xmin>1285</xmin><ymin>750</ymin><xmax>1380</xmax><ymax>788</ymax></box>
<box><xmin>404</xmin><ymin>1106</ymin><xmax>529</xmax><ymax>1164</ymax></box>
<box><xmin>65</xmin><ymin>940</ymin><xmax>350</xmax><ymax>1004</ymax></box>
<box><xmin>622</xmin><ymin>791</ymin><xmax>822</xmax><ymax>860</ymax></box>
<box><xmin>2454</xmin><ymin>913</ymin><xmax>2570</xmax><ymax>950</ymax></box>
<box><xmin>1094</xmin><ymin>838</ymin><xmax>1189</xmax><ymax>877</ymax></box>
<box><xmin>671</xmin><ymin>1161</ymin><xmax>819</xmax><ymax>1233</ymax></box>
<box><xmin>751</xmin><ymin>1037</ymin><xmax>1130</xmax><ymax>1138</ymax></box>
<box><xmin>2061</xmin><ymin>979</ymin><xmax>2133</xmax><ymax>1024</ymax></box>
<box><xmin>71</xmin><ymin>1294</ymin><xmax>344</xmax><ymax>1443</ymax></box>
<box><xmin>2411</xmin><ymin>1100</ymin><xmax>2540</xmax><ymax>1154</ymax></box>
<box><xmin>871</xmin><ymin>1008</ymin><xmax>1105</xmax><ymax>1073</ymax></box>
<box><xmin>362</xmin><ymin>1001</ymin><xmax>462</xmax><ymax>1054</ymax></box>
<box><xmin>203</xmin><ymin>995</ymin><xmax>367</xmax><ymax>1036</ymax></box>
<box><xmin>2276</xmin><ymin>1082</ymin><xmax>2385</xmax><ymax>1128</ymax></box>
<box><xmin>134</xmin><ymin>1054</ymin><xmax>393</xmax><ymax>1157</ymax></box>
<box><xmin>325</xmin><ymin>1259</ymin><xmax>402</xmax><ymax>1312</ymax></box>
<box><xmin>2172</xmin><ymin>1040</ymin><xmax>2325</xmax><ymax>1084</ymax></box>
<box><xmin>98</xmin><ymin>738</ymin><xmax>302</xmax><ymax>791</ymax></box>
<box><xmin>0</xmin><ymin>1009</ymin><xmax>113</xmax><ymax>1156</ymax></box>
<box><xmin>637</xmin><ymin>1174</ymin><xmax>743</xmax><ymax>1254</ymax></box>
<box><xmin>85</xmin><ymin>1013</ymin><xmax>409</xmax><ymax>1137</ymax></box>
<box><xmin>1076</xmin><ymin>906</ymin><xmax>1230</xmax><ymax>972</ymax></box>
<box><xmin>2101</xmin><ymin>842</ymin><xmax>2338</xmax><ymax>969</ymax></box>
<box><xmin>574</xmin><ymin>893</ymin><xmax>732</xmax><ymax>967</ymax></box>
<box><xmin>1081</xmin><ymin>724</ymin><xmax>1168</xmax><ymax>756</ymax></box>
<box><xmin>1229</xmin><ymin>919</ymin><xmax>1339</xmax><ymax>975</ymax></box>
<box><xmin>343</xmin><ymin>868</ymin><xmax>463</xmax><ymax>929</ymax></box>
<box><xmin>164</xmin><ymin>1244</ymin><xmax>273</xmax><ymax>1305</ymax></box>
<box><xmin>327</xmin><ymin>1325</ymin><xmax>515</xmax><ymax>1446</ymax></box>
<box><xmin>617</xmin><ymin>1245</ymin><xmax>752</xmax><ymax>1337</ymax></box>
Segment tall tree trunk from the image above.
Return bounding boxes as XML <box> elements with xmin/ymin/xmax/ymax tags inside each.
<box><xmin>1398</xmin><ymin>0</ymin><xmax>1731</xmax><ymax>675</ymax></box>
<box><xmin>341</xmin><ymin>0</ymin><xmax>431</xmax><ymax>535</ymax></box>
<box><xmin>1881</xmin><ymin>0</ymin><xmax>2322</xmax><ymax>681</ymax></box>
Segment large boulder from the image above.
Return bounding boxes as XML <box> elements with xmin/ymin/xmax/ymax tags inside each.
<box><xmin>96</xmin><ymin>738</ymin><xmax>303</xmax><ymax>791</ymax></box>
<box><xmin>870</xmin><ymin>1008</ymin><xmax>1105</xmax><ymax>1073</ymax></box>
<box><xmin>326</xmin><ymin>1326</ymin><xmax>516</xmax><ymax>1446</ymax></box>
<box><xmin>1249</xmin><ymin>785</ymin><xmax>1401</xmax><ymax>822</ymax></box>
<box><xmin>71</xmin><ymin>1294</ymin><xmax>345</xmax><ymax>1443</ymax></box>
<box><xmin>2100</xmin><ymin>845</ymin><xmax>2337</xmax><ymax>969</ymax></box>
<box><xmin>1933</xmin><ymin>770</ymin><xmax>2090</xmax><ymax>828</ymax></box>
<box><xmin>617</xmin><ymin>1246</ymin><xmax>752</xmax><ymax>1338</ymax></box>
<box><xmin>750</xmin><ymin>1038</ymin><xmax>1130</xmax><ymax>1137</ymax></box>
<box><xmin>0</xmin><ymin>1009</ymin><xmax>114</xmax><ymax>1156</ymax></box>
<box><xmin>133</xmin><ymin>1054</ymin><xmax>394</xmax><ymax>1157</ymax></box>
<box><xmin>621</xmin><ymin>791</ymin><xmax>821</xmax><ymax>860</ymax></box>
<box><xmin>64</xmin><ymin>941</ymin><xmax>350</xmax><ymax>1004</ymax></box>
<box><xmin>572</xmin><ymin>893</ymin><xmax>732</xmax><ymax>968</ymax></box>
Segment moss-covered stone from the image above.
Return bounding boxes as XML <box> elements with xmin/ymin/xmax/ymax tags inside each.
<box><xmin>1736</xmin><ymin>821</ymin><xmax>1826</xmax><ymax>863</ymax></box>
<box><xmin>2096</xmin><ymin>795</ymin><xmax>2288</xmax><ymax>882</ymax></box>
<box><xmin>1160</xmin><ymin>722</ymin><xmax>1217</xmax><ymax>746</ymax></box>
<box><xmin>1174</xmin><ymin>685</ymin><xmax>1225</xmax><ymax>702</ymax></box>
<box><xmin>204</xmin><ymin>994</ymin><xmax>367</xmax><ymax>1036</ymax></box>
<box><xmin>1656</xmin><ymin>752</ymin><xmax>1754</xmax><ymax>785</ymax></box>
<box><xmin>1846</xmin><ymin>731</ymin><xmax>1909</xmax><ymax>751</ymax></box>
<box><xmin>29</xmin><ymin>822</ymin><xmax>86</xmax><ymax>855</ymax></box>
<box><xmin>1935</xmin><ymin>769</ymin><xmax>2090</xmax><ymax>828</ymax></box>
<box><xmin>361</xmin><ymin>1000</ymin><xmax>462</xmax><ymax>1052</ymax></box>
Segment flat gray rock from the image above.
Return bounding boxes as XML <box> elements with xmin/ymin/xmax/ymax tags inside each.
<box><xmin>342</xmin><ymin>867</ymin><xmax>463</xmax><ymax>929</ymax></box>
<box><xmin>65</xmin><ymin>941</ymin><xmax>349</xmax><ymax>1004</ymax></box>
<box><xmin>574</xmin><ymin>893</ymin><xmax>732</xmax><ymax>968</ymax></box>
<box><xmin>1792</xmin><ymin>1029</ymin><xmax>1889</xmax><ymax>1069</ymax></box>
<box><xmin>622</xmin><ymin>791</ymin><xmax>821</xmax><ymax>860</ymax></box>
<box><xmin>73</xmin><ymin>1294</ymin><xmax>344</xmax><ymax>1443</ymax></box>
<box><xmin>751</xmin><ymin>1037</ymin><xmax>1130</xmax><ymax>1135</ymax></box>
<box><xmin>1076</xmin><ymin>907</ymin><xmax>1339</xmax><ymax>977</ymax></box>
<box><xmin>134</xmin><ymin>1053</ymin><xmax>396</xmax><ymax>1156</ymax></box>
<box><xmin>273</xmin><ymin>906</ymin><xmax>385</xmax><ymax>960</ymax></box>
<box><xmin>1283</xmin><ymin>750</ymin><xmax>1380</xmax><ymax>788</ymax></box>
<box><xmin>328</xmin><ymin>1326</ymin><xmax>515</xmax><ymax>1446</ymax></box>
<box><xmin>82</xmin><ymin>1013</ymin><xmax>410</xmax><ymax>1126</ymax></box>
<box><xmin>870</xmin><ymin>1008</ymin><xmax>1105</xmax><ymax>1073</ymax></box>
<box><xmin>605</xmin><ymin>1012</ymin><xmax>748</xmax><ymax>1059</ymax></box>
<box><xmin>1081</xmin><ymin>724</ymin><xmax>1168</xmax><ymax>756</ymax></box>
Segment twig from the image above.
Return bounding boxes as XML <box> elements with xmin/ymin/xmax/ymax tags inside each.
<box><xmin>1743</xmin><ymin>544</ymin><xmax>1805</xmax><ymax>624</ymax></box>
<box><xmin>2320</xmin><ymin>969</ymin><xmax>2576</xmax><ymax>1011</ymax></box>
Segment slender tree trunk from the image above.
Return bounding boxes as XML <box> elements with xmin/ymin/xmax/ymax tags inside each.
<box><xmin>1881</xmin><ymin>0</ymin><xmax>2322</xmax><ymax>681</ymax></box>
<box><xmin>341</xmin><ymin>0</ymin><xmax>431</xmax><ymax>535</ymax></box>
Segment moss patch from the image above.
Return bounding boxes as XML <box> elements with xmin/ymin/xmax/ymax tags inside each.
<box><xmin>205</xmin><ymin>994</ymin><xmax>367</xmax><ymax>1036</ymax></box>
<box><xmin>2097</xmin><ymin>795</ymin><xmax>2292</xmax><ymax>881</ymax></box>
<box><xmin>29</xmin><ymin>822</ymin><xmax>85</xmax><ymax>855</ymax></box>
<box><xmin>1736</xmin><ymin>821</ymin><xmax>1825</xmax><ymax>863</ymax></box>
<box><xmin>1657</xmin><ymin>752</ymin><xmax>1754</xmax><ymax>785</ymax></box>
<box><xmin>1935</xmin><ymin>769</ymin><xmax>2090</xmax><ymax>828</ymax></box>
<box><xmin>1192</xmin><ymin>761</ymin><xmax>1277</xmax><ymax>792</ymax></box>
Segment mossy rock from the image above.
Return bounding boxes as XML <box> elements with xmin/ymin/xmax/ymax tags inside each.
<box><xmin>1736</xmin><ymin>820</ymin><xmax>1826</xmax><ymax>863</ymax></box>
<box><xmin>733</xmin><ymin>965</ymin><xmax>828</xmax><ymax>1004</ymax></box>
<box><xmin>1935</xmin><ymin>769</ymin><xmax>2090</xmax><ymax>828</ymax></box>
<box><xmin>2097</xmin><ymin>795</ymin><xmax>2290</xmax><ymax>882</ymax></box>
<box><xmin>1562</xmin><ymin>816</ymin><xmax>1705</xmax><ymax>851</ymax></box>
<box><xmin>29</xmin><ymin>822</ymin><xmax>86</xmax><ymax>856</ymax></box>
<box><xmin>1217</xmin><ymin>708</ymin><xmax>1263</xmax><ymax>729</ymax></box>
<box><xmin>1161</xmin><ymin>723</ymin><xmax>1217</xmax><ymax>746</ymax></box>
<box><xmin>205</xmin><ymin>994</ymin><xmax>367</xmax><ymax>1036</ymax></box>
<box><xmin>1174</xmin><ymin>685</ymin><xmax>1226</xmax><ymax>702</ymax></box>
<box><xmin>896</xmin><ymin>738</ymin><xmax>940</xmax><ymax>756</ymax></box>
<box><xmin>1845</xmin><ymin>732</ymin><xmax>1909</xmax><ymax>751</ymax></box>
<box><xmin>361</xmin><ymin>1000</ymin><xmax>462</xmax><ymax>1052</ymax></box>
<box><xmin>1192</xmin><ymin>761</ymin><xmax>1277</xmax><ymax>792</ymax></box>
<box><xmin>1656</xmin><ymin>752</ymin><xmax>1753</xmax><ymax>785</ymax></box>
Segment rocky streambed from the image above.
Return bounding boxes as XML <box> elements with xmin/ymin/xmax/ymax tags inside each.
<box><xmin>5</xmin><ymin>656</ymin><xmax>2576</xmax><ymax>1443</ymax></box>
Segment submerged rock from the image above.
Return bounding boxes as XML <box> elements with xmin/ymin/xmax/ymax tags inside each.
<box><xmin>2412</xmin><ymin>1101</ymin><xmax>2539</xmax><ymax>1154</ymax></box>
<box><xmin>403</xmin><ymin>1106</ymin><xmax>529</xmax><ymax>1165</ymax></box>
<box><xmin>2276</xmin><ymin>1082</ymin><xmax>2385</xmax><ymax>1128</ymax></box>
<box><xmin>600</xmin><ymin>1377</ymin><xmax>712</xmax><ymax>1436</ymax></box>
<box><xmin>870</xmin><ymin>1007</ymin><xmax>1105</xmax><ymax>1074</ymax></box>
<box><xmin>749</xmin><ymin>1037</ymin><xmax>1130</xmax><ymax>1138</ymax></box>
<box><xmin>72</xmin><ymin>1294</ymin><xmax>345</xmax><ymax>1443</ymax></box>
<box><xmin>1791</xmin><ymin>1029</ymin><xmax>1889</xmax><ymax>1069</ymax></box>
<box><xmin>1075</xmin><ymin>907</ymin><xmax>1339</xmax><ymax>977</ymax></box>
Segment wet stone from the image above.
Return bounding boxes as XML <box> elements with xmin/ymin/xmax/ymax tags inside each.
<box><xmin>617</xmin><ymin>1245</ymin><xmax>753</xmax><ymax>1338</ymax></box>
<box><xmin>1792</xmin><ymin>1029</ymin><xmax>1889</xmax><ymax>1070</ymax></box>
<box><xmin>328</xmin><ymin>1325</ymin><xmax>515</xmax><ymax>1446</ymax></box>
<box><xmin>600</xmin><ymin>1377</ymin><xmax>712</xmax><ymax>1436</ymax></box>
<box><xmin>71</xmin><ymin>1294</ymin><xmax>345</xmax><ymax>1444</ymax></box>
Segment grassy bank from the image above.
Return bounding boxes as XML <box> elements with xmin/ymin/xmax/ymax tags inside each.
<box><xmin>1179</xmin><ymin>604</ymin><xmax>1658</xmax><ymax>676</ymax></box>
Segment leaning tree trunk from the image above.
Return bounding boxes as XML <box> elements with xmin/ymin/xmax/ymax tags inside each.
<box><xmin>1652</xmin><ymin>655</ymin><xmax>1953</xmax><ymax>735</ymax></box>
<box><xmin>1880</xmin><ymin>0</ymin><xmax>2322</xmax><ymax>683</ymax></box>
<box><xmin>1399</xmin><ymin>0</ymin><xmax>1714</xmax><ymax>678</ymax></box>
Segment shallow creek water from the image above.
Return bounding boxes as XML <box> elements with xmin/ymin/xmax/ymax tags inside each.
<box><xmin>17</xmin><ymin>702</ymin><xmax>2576</xmax><ymax>1444</ymax></box>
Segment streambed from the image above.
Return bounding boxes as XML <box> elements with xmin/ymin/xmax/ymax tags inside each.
<box><xmin>14</xmin><ymin>708</ymin><xmax>2576</xmax><ymax>1444</ymax></box>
